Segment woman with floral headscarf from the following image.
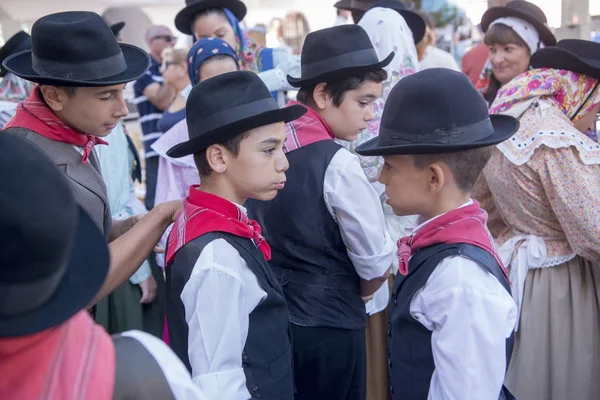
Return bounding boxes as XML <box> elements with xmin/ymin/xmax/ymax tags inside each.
<box><xmin>346</xmin><ymin>6</ymin><xmax>420</xmax><ymax>400</ymax></box>
<box><xmin>174</xmin><ymin>0</ymin><xmax>299</xmax><ymax>106</ymax></box>
<box><xmin>473</xmin><ymin>39</ymin><xmax>600</xmax><ymax>400</ymax></box>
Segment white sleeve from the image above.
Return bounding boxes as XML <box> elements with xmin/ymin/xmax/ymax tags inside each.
<box><xmin>257</xmin><ymin>49</ymin><xmax>300</xmax><ymax>92</ymax></box>
<box><xmin>120</xmin><ymin>330</ymin><xmax>209</xmax><ymax>400</ymax></box>
<box><xmin>323</xmin><ymin>149</ymin><xmax>395</xmax><ymax>280</ymax></box>
<box><xmin>410</xmin><ymin>256</ymin><xmax>517</xmax><ymax>400</ymax></box>
<box><xmin>180</xmin><ymin>239</ymin><xmax>266</xmax><ymax>400</ymax></box>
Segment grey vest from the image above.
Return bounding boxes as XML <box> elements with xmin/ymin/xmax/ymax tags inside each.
<box><xmin>3</xmin><ymin>127</ymin><xmax>112</xmax><ymax>235</ymax></box>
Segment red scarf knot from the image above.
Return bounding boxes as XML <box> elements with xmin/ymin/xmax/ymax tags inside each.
<box><xmin>166</xmin><ymin>186</ymin><xmax>271</xmax><ymax>265</ymax></box>
<box><xmin>3</xmin><ymin>87</ymin><xmax>108</xmax><ymax>163</ymax></box>
<box><xmin>395</xmin><ymin>201</ymin><xmax>509</xmax><ymax>280</ymax></box>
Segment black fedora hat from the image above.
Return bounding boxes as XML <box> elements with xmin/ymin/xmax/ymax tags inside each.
<box><xmin>481</xmin><ymin>0</ymin><xmax>556</xmax><ymax>46</ymax></box>
<box><xmin>110</xmin><ymin>21</ymin><xmax>126</xmax><ymax>37</ymax></box>
<box><xmin>175</xmin><ymin>0</ymin><xmax>247</xmax><ymax>35</ymax></box>
<box><xmin>167</xmin><ymin>71</ymin><xmax>307</xmax><ymax>158</ymax></box>
<box><xmin>531</xmin><ymin>39</ymin><xmax>600</xmax><ymax>80</ymax></box>
<box><xmin>356</xmin><ymin>68</ymin><xmax>520</xmax><ymax>156</ymax></box>
<box><xmin>368</xmin><ymin>1</ymin><xmax>426</xmax><ymax>44</ymax></box>
<box><xmin>2</xmin><ymin>11</ymin><xmax>150</xmax><ymax>87</ymax></box>
<box><xmin>287</xmin><ymin>25</ymin><xmax>394</xmax><ymax>88</ymax></box>
<box><xmin>0</xmin><ymin>31</ymin><xmax>31</xmax><ymax>78</ymax></box>
<box><xmin>0</xmin><ymin>133</ymin><xmax>109</xmax><ymax>338</ymax></box>
<box><xmin>334</xmin><ymin>0</ymin><xmax>376</xmax><ymax>12</ymax></box>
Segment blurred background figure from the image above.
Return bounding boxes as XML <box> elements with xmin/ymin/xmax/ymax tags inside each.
<box><xmin>248</xmin><ymin>23</ymin><xmax>268</xmax><ymax>47</ymax></box>
<box><xmin>0</xmin><ymin>32</ymin><xmax>34</xmax><ymax>128</ymax></box>
<box><xmin>417</xmin><ymin>11</ymin><xmax>460</xmax><ymax>71</ymax></box>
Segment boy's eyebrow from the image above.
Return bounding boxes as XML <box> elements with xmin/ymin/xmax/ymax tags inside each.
<box><xmin>361</xmin><ymin>94</ymin><xmax>378</xmax><ymax>100</ymax></box>
<box><xmin>259</xmin><ymin>138</ymin><xmax>283</xmax><ymax>146</ymax></box>
<box><xmin>95</xmin><ymin>88</ymin><xmax>120</xmax><ymax>96</ymax></box>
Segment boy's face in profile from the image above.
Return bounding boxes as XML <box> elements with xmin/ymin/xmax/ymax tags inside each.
<box><xmin>321</xmin><ymin>80</ymin><xmax>382</xmax><ymax>142</ymax></box>
<box><xmin>227</xmin><ymin>122</ymin><xmax>289</xmax><ymax>201</ymax></box>
<box><xmin>379</xmin><ymin>154</ymin><xmax>433</xmax><ymax>217</ymax></box>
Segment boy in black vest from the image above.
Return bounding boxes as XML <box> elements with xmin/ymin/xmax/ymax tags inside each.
<box><xmin>246</xmin><ymin>25</ymin><xmax>396</xmax><ymax>400</ymax></box>
<box><xmin>356</xmin><ymin>68</ymin><xmax>519</xmax><ymax>400</ymax></box>
<box><xmin>164</xmin><ymin>71</ymin><xmax>306</xmax><ymax>400</ymax></box>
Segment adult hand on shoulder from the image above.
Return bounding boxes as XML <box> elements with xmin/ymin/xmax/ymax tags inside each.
<box><xmin>157</xmin><ymin>199</ymin><xmax>184</xmax><ymax>223</ymax></box>
<box><xmin>139</xmin><ymin>275</ymin><xmax>158</xmax><ymax>304</ymax></box>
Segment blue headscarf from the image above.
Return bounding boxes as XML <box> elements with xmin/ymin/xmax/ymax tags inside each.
<box><xmin>187</xmin><ymin>37</ymin><xmax>238</xmax><ymax>85</ymax></box>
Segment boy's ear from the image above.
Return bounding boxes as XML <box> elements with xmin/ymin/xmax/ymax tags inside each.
<box><xmin>205</xmin><ymin>144</ymin><xmax>228</xmax><ymax>174</ymax></box>
<box><xmin>428</xmin><ymin>162</ymin><xmax>445</xmax><ymax>194</ymax></box>
<box><xmin>39</xmin><ymin>86</ymin><xmax>66</xmax><ymax>112</ymax></box>
<box><xmin>312</xmin><ymin>83</ymin><xmax>329</xmax><ymax>110</ymax></box>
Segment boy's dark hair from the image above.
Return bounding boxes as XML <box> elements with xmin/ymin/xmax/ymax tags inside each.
<box><xmin>296</xmin><ymin>69</ymin><xmax>388</xmax><ymax>108</ymax></box>
<box><xmin>411</xmin><ymin>147</ymin><xmax>494</xmax><ymax>193</ymax></box>
<box><xmin>193</xmin><ymin>132</ymin><xmax>248</xmax><ymax>177</ymax></box>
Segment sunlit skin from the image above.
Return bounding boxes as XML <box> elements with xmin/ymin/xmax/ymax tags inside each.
<box><xmin>199</xmin><ymin>57</ymin><xmax>239</xmax><ymax>81</ymax></box>
<box><xmin>379</xmin><ymin>154</ymin><xmax>469</xmax><ymax>221</ymax></box>
<box><xmin>488</xmin><ymin>42</ymin><xmax>530</xmax><ymax>85</ymax></box>
<box><xmin>573</xmin><ymin>102</ymin><xmax>600</xmax><ymax>133</ymax></box>
<box><xmin>40</xmin><ymin>84</ymin><xmax>129</xmax><ymax>137</ymax></box>
<box><xmin>313</xmin><ymin>81</ymin><xmax>382</xmax><ymax>142</ymax></box>
<box><xmin>200</xmin><ymin>122</ymin><xmax>289</xmax><ymax>205</ymax></box>
<box><xmin>192</xmin><ymin>13</ymin><xmax>238</xmax><ymax>51</ymax></box>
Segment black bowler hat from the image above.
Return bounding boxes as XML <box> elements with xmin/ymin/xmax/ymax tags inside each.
<box><xmin>334</xmin><ymin>0</ymin><xmax>376</xmax><ymax>13</ymax></box>
<box><xmin>2</xmin><ymin>11</ymin><xmax>150</xmax><ymax>86</ymax></box>
<box><xmin>175</xmin><ymin>0</ymin><xmax>247</xmax><ymax>35</ymax></box>
<box><xmin>0</xmin><ymin>134</ymin><xmax>109</xmax><ymax>338</ymax></box>
<box><xmin>368</xmin><ymin>0</ymin><xmax>426</xmax><ymax>44</ymax></box>
<box><xmin>531</xmin><ymin>39</ymin><xmax>600</xmax><ymax>80</ymax></box>
<box><xmin>0</xmin><ymin>31</ymin><xmax>31</xmax><ymax>78</ymax></box>
<box><xmin>356</xmin><ymin>68</ymin><xmax>520</xmax><ymax>156</ymax></box>
<box><xmin>481</xmin><ymin>0</ymin><xmax>556</xmax><ymax>46</ymax></box>
<box><xmin>167</xmin><ymin>71</ymin><xmax>307</xmax><ymax>158</ymax></box>
<box><xmin>110</xmin><ymin>21</ymin><xmax>126</xmax><ymax>37</ymax></box>
<box><xmin>287</xmin><ymin>25</ymin><xmax>394</xmax><ymax>88</ymax></box>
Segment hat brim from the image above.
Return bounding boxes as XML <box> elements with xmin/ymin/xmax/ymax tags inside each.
<box><xmin>0</xmin><ymin>32</ymin><xmax>31</xmax><ymax>78</ymax></box>
<box><xmin>167</xmin><ymin>104</ymin><xmax>307</xmax><ymax>158</ymax></box>
<box><xmin>481</xmin><ymin>6</ymin><xmax>557</xmax><ymax>46</ymax></box>
<box><xmin>531</xmin><ymin>46</ymin><xmax>600</xmax><ymax>80</ymax></box>
<box><xmin>356</xmin><ymin>115</ymin><xmax>520</xmax><ymax>156</ymax></box>
<box><xmin>398</xmin><ymin>10</ymin><xmax>427</xmax><ymax>44</ymax></box>
<box><xmin>287</xmin><ymin>51</ymin><xmax>395</xmax><ymax>88</ymax></box>
<box><xmin>334</xmin><ymin>0</ymin><xmax>372</xmax><ymax>12</ymax></box>
<box><xmin>0</xmin><ymin>207</ymin><xmax>109</xmax><ymax>338</ymax></box>
<box><xmin>2</xmin><ymin>44</ymin><xmax>150</xmax><ymax>86</ymax></box>
<box><xmin>175</xmin><ymin>0</ymin><xmax>247</xmax><ymax>35</ymax></box>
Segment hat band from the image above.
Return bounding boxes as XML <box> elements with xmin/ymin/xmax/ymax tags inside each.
<box><xmin>301</xmin><ymin>48</ymin><xmax>380</xmax><ymax>79</ymax></box>
<box><xmin>0</xmin><ymin>262</ymin><xmax>66</xmax><ymax>317</ymax></box>
<box><xmin>32</xmin><ymin>51</ymin><xmax>127</xmax><ymax>81</ymax></box>
<box><xmin>197</xmin><ymin>97</ymin><xmax>279</xmax><ymax>134</ymax></box>
<box><xmin>379</xmin><ymin>118</ymin><xmax>495</xmax><ymax>146</ymax></box>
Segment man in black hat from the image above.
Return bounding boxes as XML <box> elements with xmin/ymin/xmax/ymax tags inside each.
<box><xmin>1</xmin><ymin>12</ymin><xmax>182</xmax><ymax>312</ymax></box>
<box><xmin>164</xmin><ymin>71</ymin><xmax>306</xmax><ymax>400</ymax></box>
<box><xmin>246</xmin><ymin>24</ymin><xmax>396</xmax><ymax>400</ymax></box>
<box><xmin>0</xmin><ymin>133</ymin><xmax>205</xmax><ymax>400</ymax></box>
<box><xmin>356</xmin><ymin>68</ymin><xmax>520</xmax><ymax>400</ymax></box>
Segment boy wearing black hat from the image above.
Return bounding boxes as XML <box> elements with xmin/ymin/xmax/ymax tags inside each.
<box><xmin>356</xmin><ymin>68</ymin><xmax>519</xmax><ymax>400</ymax></box>
<box><xmin>164</xmin><ymin>71</ymin><xmax>306</xmax><ymax>400</ymax></box>
<box><xmin>1</xmin><ymin>12</ymin><xmax>182</xmax><ymax>314</ymax></box>
<box><xmin>246</xmin><ymin>24</ymin><xmax>396</xmax><ymax>400</ymax></box>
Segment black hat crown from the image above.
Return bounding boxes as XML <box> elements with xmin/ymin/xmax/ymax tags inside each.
<box><xmin>0</xmin><ymin>31</ymin><xmax>31</xmax><ymax>77</ymax></box>
<box><xmin>2</xmin><ymin>11</ymin><xmax>150</xmax><ymax>86</ymax></box>
<box><xmin>531</xmin><ymin>39</ymin><xmax>600</xmax><ymax>80</ymax></box>
<box><xmin>167</xmin><ymin>71</ymin><xmax>306</xmax><ymax>158</ymax></box>
<box><xmin>288</xmin><ymin>24</ymin><xmax>394</xmax><ymax>87</ymax></box>
<box><xmin>356</xmin><ymin>68</ymin><xmax>520</xmax><ymax>155</ymax></box>
<box><xmin>368</xmin><ymin>0</ymin><xmax>426</xmax><ymax>44</ymax></box>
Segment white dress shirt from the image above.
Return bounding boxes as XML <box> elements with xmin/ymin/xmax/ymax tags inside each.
<box><xmin>323</xmin><ymin>148</ymin><xmax>396</xmax><ymax>282</ymax></box>
<box><xmin>180</xmin><ymin>203</ymin><xmax>267</xmax><ymax>400</ymax></box>
<box><xmin>407</xmin><ymin>202</ymin><xmax>518</xmax><ymax>400</ymax></box>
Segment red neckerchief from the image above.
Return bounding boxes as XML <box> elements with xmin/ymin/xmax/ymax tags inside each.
<box><xmin>0</xmin><ymin>311</ymin><xmax>115</xmax><ymax>400</ymax></box>
<box><xmin>165</xmin><ymin>186</ymin><xmax>271</xmax><ymax>265</ymax></box>
<box><xmin>3</xmin><ymin>88</ymin><xmax>108</xmax><ymax>163</ymax></box>
<box><xmin>397</xmin><ymin>200</ymin><xmax>509</xmax><ymax>279</ymax></box>
<box><xmin>283</xmin><ymin>100</ymin><xmax>334</xmax><ymax>153</ymax></box>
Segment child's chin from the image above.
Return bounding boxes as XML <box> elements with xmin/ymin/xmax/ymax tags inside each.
<box><xmin>254</xmin><ymin>190</ymin><xmax>278</xmax><ymax>202</ymax></box>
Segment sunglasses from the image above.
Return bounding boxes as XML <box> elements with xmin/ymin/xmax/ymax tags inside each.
<box><xmin>152</xmin><ymin>35</ymin><xmax>177</xmax><ymax>42</ymax></box>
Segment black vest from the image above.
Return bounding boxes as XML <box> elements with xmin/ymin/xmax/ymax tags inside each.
<box><xmin>388</xmin><ymin>243</ymin><xmax>516</xmax><ymax>400</ymax></box>
<box><xmin>112</xmin><ymin>335</ymin><xmax>175</xmax><ymax>399</ymax></box>
<box><xmin>166</xmin><ymin>232</ymin><xmax>294</xmax><ymax>400</ymax></box>
<box><xmin>247</xmin><ymin>140</ymin><xmax>365</xmax><ymax>330</ymax></box>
